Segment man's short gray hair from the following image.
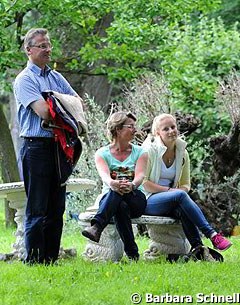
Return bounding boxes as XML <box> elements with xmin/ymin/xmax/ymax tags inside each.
<box><xmin>24</xmin><ymin>28</ymin><xmax>49</xmax><ymax>49</ymax></box>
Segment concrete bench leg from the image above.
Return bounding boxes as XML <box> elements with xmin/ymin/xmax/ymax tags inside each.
<box><xmin>81</xmin><ymin>224</ymin><xmax>124</xmax><ymax>262</ymax></box>
<box><xmin>143</xmin><ymin>224</ymin><xmax>191</xmax><ymax>260</ymax></box>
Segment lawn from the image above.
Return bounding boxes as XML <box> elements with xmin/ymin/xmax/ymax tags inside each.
<box><xmin>0</xmin><ymin>204</ymin><xmax>239</xmax><ymax>305</ymax></box>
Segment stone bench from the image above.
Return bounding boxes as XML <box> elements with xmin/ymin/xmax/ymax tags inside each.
<box><xmin>0</xmin><ymin>178</ymin><xmax>96</xmax><ymax>260</ymax></box>
<box><xmin>79</xmin><ymin>205</ymin><xmax>191</xmax><ymax>262</ymax></box>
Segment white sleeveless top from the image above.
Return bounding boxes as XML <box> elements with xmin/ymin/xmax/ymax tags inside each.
<box><xmin>158</xmin><ymin>159</ymin><xmax>176</xmax><ymax>187</ymax></box>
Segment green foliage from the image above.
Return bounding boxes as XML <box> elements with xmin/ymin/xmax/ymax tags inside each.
<box><xmin>0</xmin><ymin>0</ymin><xmax>222</xmax><ymax>81</ymax></box>
<box><xmin>158</xmin><ymin>17</ymin><xmax>239</xmax><ymax>136</ymax></box>
<box><xmin>211</xmin><ymin>0</ymin><xmax>240</xmax><ymax>27</ymax></box>
<box><xmin>1</xmin><ymin>0</ymin><xmax>240</xmax><ymax>202</ymax></box>
<box><xmin>186</xmin><ymin>138</ymin><xmax>211</xmax><ymax>185</ymax></box>
<box><xmin>66</xmin><ymin>95</ymin><xmax>108</xmax><ymax>215</ymax></box>
<box><xmin>0</xmin><ymin>1</ymin><xmax>235</xmax><ymax>108</ymax></box>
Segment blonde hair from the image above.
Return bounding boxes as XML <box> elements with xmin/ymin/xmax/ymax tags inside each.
<box><xmin>106</xmin><ymin>111</ymin><xmax>136</xmax><ymax>141</ymax></box>
<box><xmin>151</xmin><ymin>113</ymin><xmax>176</xmax><ymax>136</ymax></box>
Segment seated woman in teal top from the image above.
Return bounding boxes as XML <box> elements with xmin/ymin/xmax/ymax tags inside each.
<box><xmin>82</xmin><ymin>111</ymin><xmax>148</xmax><ymax>261</ymax></box>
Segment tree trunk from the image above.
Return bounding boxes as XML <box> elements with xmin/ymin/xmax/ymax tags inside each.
<box><xmin>191</xmin><ymin>122</ymin><xmax>240</xmax><ymax>236</ymax></box>
<box><xmin>0</xmin><ymin>103</ymin><xmax>20</xmax><ymax>227</ymax></box>
<box><xmin>9</xmin><ymin>93</ymin><xmax>23</xmax><ymax>179</ymax></box>
<box><xmin>209</xmin><ymin>122</ymin><xmax>240</xmax><ymax>183</ymax></box>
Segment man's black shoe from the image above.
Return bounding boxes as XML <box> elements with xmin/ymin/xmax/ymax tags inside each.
<box><xmin>128</xmin><ymin>253</ymin><xmax>140</xmax><ymax>262</ymax></box>
<box><xmin>82</xmin><ymin>224</ymin><xmax>102</xmax><ymax>243</ymax></box>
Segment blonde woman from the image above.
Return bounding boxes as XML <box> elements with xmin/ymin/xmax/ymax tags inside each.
<box><xmin>82</xmin><ymin>112</ymin><xmax>148</xmax><ymax>261</ymax></box>
<box><xmin>142</xmin><ymin>113</ymin><xmax>232</xmax><ymax>252</ymax></box>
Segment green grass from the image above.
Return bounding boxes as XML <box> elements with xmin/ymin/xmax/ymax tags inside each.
<box><xmin>0</xmin><ymin>205</ymin><xmax>239</xmax><ymax>305</ymax></box>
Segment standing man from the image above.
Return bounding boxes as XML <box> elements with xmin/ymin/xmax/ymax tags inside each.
<box><xmin>13</xmin><ymin>28</ymin><xmax>78</xmax><ymax>265</ymax></box>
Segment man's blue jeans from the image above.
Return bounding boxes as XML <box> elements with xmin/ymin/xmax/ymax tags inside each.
<box><xmin>21</xmin><ymin>138</ymin><xmax>66</xmax><ymax>264</ymax></box>
<box><xmin>92</xmin><ymin>190</ymin><xmax>147</xmax><ymax>259</ymax></box>
<box><xmin>145</xmin><ymin>190</ymin><xmax>215</xmax><ymax>248</ymax></box>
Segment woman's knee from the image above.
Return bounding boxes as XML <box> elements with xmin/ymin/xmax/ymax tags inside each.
<box><xmin>120</xmin><ymin>198</ymin><xmax>146</xmax><ymax>218</ymax></box>
<box><xmin>133</xmin><ymin>201</ymin><xmax>146</xmax><ymax>217</ymax></box>
<box><xmin>132</xmin><ymin>196</ymin><xmax>147</xmax><ymax>216</ymax></box>
<box><xmin>175</xmin><ymin>189</ymin><xmax>189</xmax><ymax>201</ymax></box>
<box><xmin>118</xmin><ymin>201</ymin><xmax>129</xmax><ymax>214</ymax></box>
<box><xmin>99</xmin><ymin>190</ymin><xmax>121</xmax><ymax>206</ymax></box>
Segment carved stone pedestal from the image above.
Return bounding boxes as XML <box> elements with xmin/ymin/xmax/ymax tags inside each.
<box><xmin>143</xmin><ymin>223</ymin><xmax>190</xmax><ymax>260</ymax></box>
<box><xmin>131</xmin><ymin>216</ymin><xmax>190</xmax><ymax>260</ymax></box>
<box><xmin>79</xmin><ymin>209</ymin><xmax>124</xmax><ymax>262</ymax></box>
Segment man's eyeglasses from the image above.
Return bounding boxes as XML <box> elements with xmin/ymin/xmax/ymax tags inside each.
<box><xmin>31</xmin><ymin>44</ymin><xmax>53</xmax><ymax>50</ymax></box>
<box><xmin>122</xmin><ymin>124</ymin><xmax>136</xmax><ymax>129</ymax></box>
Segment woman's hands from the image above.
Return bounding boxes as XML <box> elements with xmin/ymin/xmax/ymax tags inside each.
<box><xmin>109</xmin><ymin>179</ymin><xmax>133</xmax><ymax>195</ymax></box>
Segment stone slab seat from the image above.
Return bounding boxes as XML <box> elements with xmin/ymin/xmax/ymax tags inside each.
<box><xmin>79</xmin><ymin>211</ymin><xmax>191</xmax><ymax>262</ymax></box>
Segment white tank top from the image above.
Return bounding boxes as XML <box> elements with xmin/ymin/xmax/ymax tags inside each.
<box><xmin>158</xmin><ymin>159</ymin><xmax>176</xmax><ymax>187</ymax></box>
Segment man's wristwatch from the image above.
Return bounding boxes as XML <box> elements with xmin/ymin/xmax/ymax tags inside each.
<box><xmin>131</xmin><ymin>182</ymin><xmax>137</xmax><ymax>191</ymax></box>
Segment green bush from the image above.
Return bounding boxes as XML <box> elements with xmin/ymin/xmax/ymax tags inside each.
<box><xmin>66</xmin><ymin>95</ymin><xmax>108</xmax><ymax>217</ymax></box>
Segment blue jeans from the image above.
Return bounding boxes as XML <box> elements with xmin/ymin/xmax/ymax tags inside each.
<box><xmin>92</xmin><ymin>190</ymin><xmax>147</xmax><ymax>258</ymax></box>
<box><xmin>21</xmin><ymin>138</ymin><xmax>66</xmax><ymax>264</ymax></box>
<box><xmin>145</xmin><ymin>190</ymin><xmax>215</xmax><ymax>248</ymax></box>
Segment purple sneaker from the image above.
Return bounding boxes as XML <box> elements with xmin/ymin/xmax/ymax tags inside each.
<box><xmin>211</xmin><ymin>233</ymin><xmax>232</xmax><ymax>251</ymax></box>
